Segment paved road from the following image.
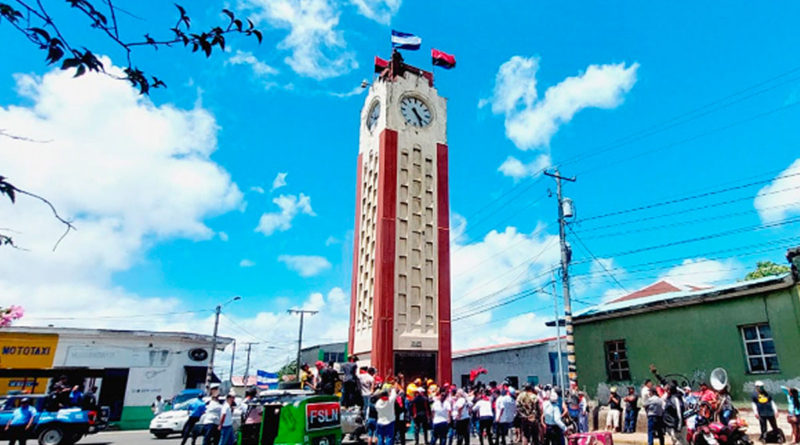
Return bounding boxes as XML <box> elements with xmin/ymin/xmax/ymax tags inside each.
<box><xmin>81</xmin><ymin>430</ymin><xmax>184</xmax><ymax>445</ymax></box>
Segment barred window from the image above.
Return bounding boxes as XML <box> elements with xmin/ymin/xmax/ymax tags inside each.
<box><xmin>741</xmin><ymin>324</ymin><xmax>779</xmax><ymax>373</ymax></box>
<box><xmin>605</xmin><ymin>339</ymin><xmax>630</xmax><ymax>381</ymax></box>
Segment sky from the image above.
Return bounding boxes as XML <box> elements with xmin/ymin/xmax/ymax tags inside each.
<box><xmin>2</xmin><ymin>0</ymin><xmax>800</xmax><ymax>378</ymax></box>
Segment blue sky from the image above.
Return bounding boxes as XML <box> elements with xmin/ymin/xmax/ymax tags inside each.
<box><xmin>1</xmin><ymin>0</ymin><xmax>800</xmax><ymax>374</ymax></box>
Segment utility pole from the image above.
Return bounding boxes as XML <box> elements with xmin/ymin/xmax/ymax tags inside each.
<box><xmin>551</xmin><ymin>270</ymin><xmax>565</xmax><ymax>390</ymax></box>
<box><xmin>205</xmin><ymin>296</ymin><xmax>241</xmax><ymax>391</ymax></box>
<box><xmin>287</xmin><ymin>309</ymin><xmax>318</xmax><ymax>380</ymax></box>
<box><xmin>229</xmin><ymin>340</ymin><xmax>236</xmax><ymax>385</ymax></box>
<box><xmin>242</xmin><ymin>342</ymin><xmax>259</xmax><ymax>386</ymax></box>
<box><xmin>545</xmin><ymin>169</ymin><xmax>578</xmax><ymax>388</ymax></box>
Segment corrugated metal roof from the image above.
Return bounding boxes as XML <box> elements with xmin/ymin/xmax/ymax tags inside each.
<box><xmin>573</xmin><ymin>273</ymin><xmax>793</xmax><ymax>323</ymax></box>
<box><xmin>453</xmin><ymin>336</ymin><xmax>562</xmax><ymax>358</ymax></box>
<box><xmin>3</xmin><ymin>326</ymin><xmax>233</xmax><ymax>348</ymax></box>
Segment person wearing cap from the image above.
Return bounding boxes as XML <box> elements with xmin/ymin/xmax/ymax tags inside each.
<box><xmin>202</xmin><ymin>393</ymin><xmax>223</xmax><ymax>445</ymax></box>
<box><xmin>218</xmin><ymin>393</ymin><xmax>236</xmax><ymax>445</ymax></box>
<box><xmin>542</xmin><ymin>392</ymin><xmax>566</xmax><ymax>445</ymax></box>
<box><xmin>411</xmin><ymin>387</ymin><xmax>431</xmax><ymax>445</ymax></box>
<box><xmin>606</xmin><ymin>387</ymin><xmax>621</xmax><ymax>432</ymax></box>
<box><xmin>752</xmin><ymin>381</ymin><xmax>779</xmax><ymax>441</ymax></box>
<box><xmin>5</xmin><ymin>397</ymin><xmax>37</xmax><ymax>445</ymax></box>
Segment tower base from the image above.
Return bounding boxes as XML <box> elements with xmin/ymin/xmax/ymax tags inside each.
<box><xmin>394</xmin><ymin>351</ymin><xmax>437</xmax><ymax>383</ymax></box>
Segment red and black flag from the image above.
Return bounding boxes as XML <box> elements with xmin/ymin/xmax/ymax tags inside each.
<box><xmin>374</xmin><ymin>56</ymin><xmax>389</xmax><ymax>73</ymax></box>
<box><xmin>431</xmin><ymin>49</ymin><xmax>456</xmax><ymax>69</ymax></box>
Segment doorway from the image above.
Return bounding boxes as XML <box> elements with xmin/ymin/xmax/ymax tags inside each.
<box><xmin>98</xmin><ymin>368</ymin><xmax>129</xmax><ymax>422</ymax></box>
<box><xmin>394</xmin><ymin>351</ymin><xmax>436</xmax><ymax>382</ymax></box>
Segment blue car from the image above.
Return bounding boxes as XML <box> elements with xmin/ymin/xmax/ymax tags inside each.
<box><xmin>0</xmin><ymin>395</ymin><xmax>107</xmax><ymax>445</ymax></box>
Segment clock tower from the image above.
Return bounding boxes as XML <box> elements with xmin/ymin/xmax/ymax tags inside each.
<box><xmin>348</xmin><ymin>51</ymin><xmax>452</xmax><ymax>383</ymax></box>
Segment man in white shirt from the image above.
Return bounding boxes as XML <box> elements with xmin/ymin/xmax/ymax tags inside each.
<box><xmin>374</xmin><ymin>385</ymin><xmax>400</xmax><ymax>445</ymax></box>
<box><xmin>359</xmin><ymin>366</ymin><xmax>375</xmax><ymax>414</ymax></box>
<box><xmin>495</xmin><ymin>390</ymin><xmax>516</xmax><ymax>445</ymax></box>
<box><xmin>202</xmin><ymin>396</ymin><xmax>223</xmax><ymax>445</ymax></box>
<box><xmin>542</xmin><ymin>393</ymin><xmax>567</xmax><ymax>445</ymax></box>
<box><xmin>152</xmin><ymin>395</ymin><xmax>165</xmax><ymax>416</ymax></box>
<box><xmin>218</xmin><ymin>394</ymin><xmax>235</xmax><ymax>445</ymax></box>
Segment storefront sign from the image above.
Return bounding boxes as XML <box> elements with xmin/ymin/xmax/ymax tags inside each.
<box><xmin>306</xmin><ymin>402</ymin><xmax>340</xmax><ymax>431</ymax></box>
<box><xmin>0</xmin><ymin>333</ymin><xmax>59</xmax><ymax>394</ymax></box>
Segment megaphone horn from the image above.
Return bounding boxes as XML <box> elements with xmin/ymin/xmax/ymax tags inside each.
<box><xmin>710</xmin><ymin>368</ymin><xmax>728</xmax><ymax>391</ymax></box>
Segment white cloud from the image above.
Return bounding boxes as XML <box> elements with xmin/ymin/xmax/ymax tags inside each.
<box><xmin>329</xmin><ymin>85</ymin><xmax>366</xmax><ymax>98</ymax></box>
<box><xmin>271</xmin><ymin>172</ymin><xmax>288</xmax><ymax>191</ymax></box>
<box><xmin>244</xmin><ymin>0</ymin><xmax>358</xmax><ymax>80</ymax></box>
<box><xmin>486</xmin><ymin>56</ymin><xmax>638</xmax><ymax>150</ymax></box>
<box><xmin>497</xmin><ymin>154</ymin><xmax>551</xmax><ymax>180</ymax></box>
<box><xmin>451</xmin><ymin>221</ymin><xmax>560</xmax><ymax>309</ymax></box>
<box><xmin>239</xmin><ymin>259</ymin><xmax>256</xmax><ymax>267</ymax></box>
<box><xmin>349</xmin><ymin>0</ymin><xmax>401</xmax><ymax>24</ymax></box>
<box><xmin>0</xmin><ymin>58</ymin><xmax>242</xmax><ymax>286</ymax></box>
<box><xmin>227</xmin><ymin>50</ymin><xmax>279</xmax><ymax>79</ymax></box>
<box><xmin>278</xmin><ymin>254</ymin><xmax>332</xmax><ymax>277</ymax></box>
<box><xmin>255</xmin><ymin>193</ymin><xmax>315</xmax><ymax>236</ymax></box>
<box><xmin>325</xmin><ymin>236</ymin><xmax>340</xmax><ymax>246</ymax></box>
<box><xmin>659</xmin><ymin>258</ymin><xmax>742</xmax><ymax>286</ymax></box>
<box><xmin>754</xmin><ymin>159</ymin><xmax>800</xmax><ymax>222</ymax></box>
<box><xmin>218</xmin><ymin>231</ymin><xmax>230</xmax><ymax>242</ymax></box>
<box><xmin>250</xmin><ymin>186</ymin><xmax>266</xmax><ymax>194</ymax></box>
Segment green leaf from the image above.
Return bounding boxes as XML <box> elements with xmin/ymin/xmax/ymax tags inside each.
<box><xmin>222</xmin><ymin>8</ymin><xmax>234</xmax><ymax>21</ymax></box>
<box><xmin>252</xmin><ymin>29</ymin><xmax>262</xmax><ymax>44</ymax></box>
<box><xmin>74</xmin><ymin>64</ymin><xmax>86</xmax><ymax>77</ymax></box>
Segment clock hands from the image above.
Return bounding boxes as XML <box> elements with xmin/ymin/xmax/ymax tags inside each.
<box><xmin>412</xmin><ymin>108</ymin><xmax>423</xmax><ymax>126</ymax></box>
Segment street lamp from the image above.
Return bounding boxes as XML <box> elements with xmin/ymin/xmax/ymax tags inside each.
<box><xmin>205</xmin><ymin>296</ymin><xmax>241</xmax><ymax>391</ymax></box>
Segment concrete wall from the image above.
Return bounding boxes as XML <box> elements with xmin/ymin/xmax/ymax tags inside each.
<box><xmin>452</xmin><ymin>340</ymin><xmax>568</xmax><ymax>389</ymax></box>
<box><xmin>573</xmin><ymin>284</ymin><xmax>800</xmax><ymax>402</ymax></box>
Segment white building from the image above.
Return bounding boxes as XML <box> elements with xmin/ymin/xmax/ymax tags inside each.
<box><xmin>0</xmin><ymin>326</ymin><xmax>232</xmax><ymax>429</ymax></box>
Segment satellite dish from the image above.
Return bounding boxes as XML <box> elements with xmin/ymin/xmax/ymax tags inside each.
<box><xmin>710</xmin><ymin>368</ymin><xmax>728</xmax><ymax>391</ymax></box>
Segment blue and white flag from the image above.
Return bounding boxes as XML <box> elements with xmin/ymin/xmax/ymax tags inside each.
<box><xmin>256</xmin><ymin>370</ymin><xmax>279</xmax><ymax>389</ymax></box>
<box><xmin>391</xmin><ymin>30</ymin><xmax>421</xmax><ymax>50</ymax></box>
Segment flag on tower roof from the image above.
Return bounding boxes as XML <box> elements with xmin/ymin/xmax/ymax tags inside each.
<box><xmin>432</xmin><ymin>49</ymin><xmax>456</xmax><ymax>69</ymax></box>
<box><xmin>256</xmin><ymin>370</ymin><xmax>278</xmax><ymax>389</ymax></box>
<box><xmin>391</xmin><ymin>30</ymin><xmax>422</xmax><ymax>50</ymax></box>
<box><xmin>374</xmin><ymin>56</ymin><xmax>389</xmax><ymax>73</ymax></box>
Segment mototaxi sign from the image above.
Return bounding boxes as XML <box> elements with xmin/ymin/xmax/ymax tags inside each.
<box><xmin>305</xmin><ymin>402</ymin><xmax>340</xmax><ymax>431</ymax></box>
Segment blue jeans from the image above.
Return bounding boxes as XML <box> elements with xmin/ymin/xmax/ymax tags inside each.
<box><xmin>378</xmin><ymin>421</ymin><xmax>395</xmax><ymax>445</ymax></box>
<box><xmin>431</xmin><ymin>422</ymin><xmax>449</xmax><ymax>445</ymax></box>
<box><xmin>219</xmin><ymin>425</ymin><xmax>234</xmax><ymax>445</ymax></box>
<box><xmin>202</xmin><ymin>424</ymin><xmax>219</xmax><ymax>445</ymax></box>
<box><xmin>647</xmin><ymin>416</ymin><xmax>664</xmax><ymax>445</ymax></box>
<box><xmin>624</xmin><ymin>408</ymin><xmax>637</xmax><ymax>432</ymax></box>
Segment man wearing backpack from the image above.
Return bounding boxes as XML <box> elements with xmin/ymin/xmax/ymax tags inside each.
<box><xmin>662</xmin><ymin>383</ymin><xmax>686</xmax><ymax>445</ymax></box>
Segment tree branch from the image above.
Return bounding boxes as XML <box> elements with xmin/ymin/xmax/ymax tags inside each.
<box><xmin>11</xmin><ymin>185</ymin><xmax>76</xmax><ymax>251</ymax></box>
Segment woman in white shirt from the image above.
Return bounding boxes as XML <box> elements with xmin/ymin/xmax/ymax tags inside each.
<box><xmin>431</xmin><ymin>391</ymin><xmax>452</xmax><ymax>445</ymax></box>
<box><xmin>374</xmin><ymin>384</ymin><xmax>400</xmax><ymax>445</ymax></box>
<box><xmin>472</xmin><ymin>390</ymin><xmax>494</xmax><ymax>445</ymax></box>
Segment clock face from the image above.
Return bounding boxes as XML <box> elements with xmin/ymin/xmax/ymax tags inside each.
<box><xmin>400</xmin><ymin>96</ymin><xmax>432</xmax><ymax>127</ymax></box>
<box><xmin>366</xmin><ymin>101</ymin><xmax>380</xmax><ymax>131</ymax></box>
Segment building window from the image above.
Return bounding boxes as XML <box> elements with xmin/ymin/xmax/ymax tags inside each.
<box><xmin>604</xmin><ymin>339</ymin><xmax>630</xmax><ymax>381</ymax></box>
<box><xmin>741</xmin><ymin>323</ymin><xmax>779</xmax><ymax>373</ymax></box>
<box><xmin>527</xmin><ymin>376</ymin><xmax>539</xmax><ymax>385</ymax></box>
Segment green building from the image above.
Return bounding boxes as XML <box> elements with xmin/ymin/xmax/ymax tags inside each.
<box><xmin>571</xmin><ymin>268</ymin><xmax>800</xmax><ymax>402</ymax></box>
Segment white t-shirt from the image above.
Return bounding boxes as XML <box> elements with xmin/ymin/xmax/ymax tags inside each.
<box><xmin>153</xmin><ymin>398</ymin><xmax>165</xmax><ymax>415</ymax></box>
<box><xmin>474</xmin><ymin>399</ymin><xmax>493</xmax><ymax>418</ymax></box>
<box><xmin>221</xmin><ymin>403</ymin><xmax>233</xmax><ymax>427</ymax></box>
<box><xmin>204</xmin><ymin>400</ymin><xmax>222</xmax><ymax>425</ymax></box>
<box><xmin>453</xmin><ymin>398</ymin><xmax>470</xmax><ymax>421</ymax></box>
<box><xmin>359</xmin><ymin>373</ymin><xmax>374</xmax><ymax>396</ymax></box>
<box><xmin>432</xmin><ymin>399</ymin><xmax>451</xmax><ymax>425</ymax></box>
<box><xmin>496</xmin><ymin>394</ymin><xmax>516</xmax><ymax>423</ymax></box>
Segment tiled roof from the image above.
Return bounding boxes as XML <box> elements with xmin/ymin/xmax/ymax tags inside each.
<box><xmin>609</xmin><ymin>280</ymin><xmax>710</xmax><ymax>303</ymax></box>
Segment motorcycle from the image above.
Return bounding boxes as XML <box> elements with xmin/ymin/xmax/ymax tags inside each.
<box><xmin>687</xmin><ymin>412</ymin><xmax>751</xmax><ymax>445</ymax></box>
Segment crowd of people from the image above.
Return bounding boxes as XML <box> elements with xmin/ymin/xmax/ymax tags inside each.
<box><xmin>611</xmin><ymin>365</ymin><xmax>800</xmax><ymax>445</ymax></box>
<box><xmin>177</xmin><ymin>384</ymin><xmax>262</xmax><ymax>445</ymax></box>
<box><xmin>295</xmin><ymin>356</ymin><xmax>592</xmax><ymax>445</ymax></box>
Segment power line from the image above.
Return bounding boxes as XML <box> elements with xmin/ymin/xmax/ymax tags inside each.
<box><xmin>567</xmin><ymin>224</ymin><xmax>628</xmax><ymax>293</ymax></box>
<box><xmin>576</xmin><ymin>170</ymin><xmax>800</xmax><ymax>223</ymax></box>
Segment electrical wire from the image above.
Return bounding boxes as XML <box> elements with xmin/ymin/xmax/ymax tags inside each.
<box><xmin>567</xmin><ymin>224</ymin><xmax>628</xmax><ymax>293</ymax></box>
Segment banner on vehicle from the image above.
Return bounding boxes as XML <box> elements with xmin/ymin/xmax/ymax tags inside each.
<box><xmin>305</xmin><ymin>402</ymin><xmax>340</xmax><ymax>431</ymax></box>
